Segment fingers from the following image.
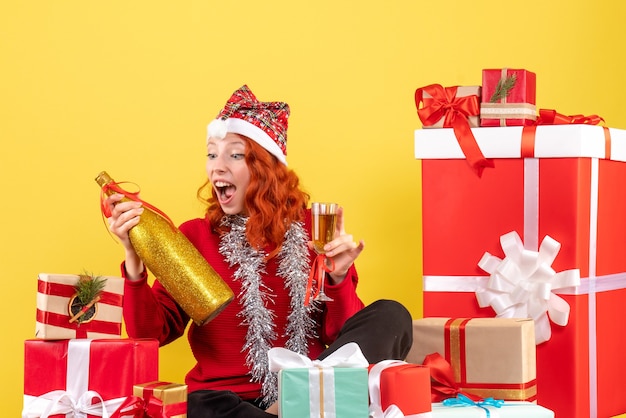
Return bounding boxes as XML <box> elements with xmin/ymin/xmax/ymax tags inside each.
<box><xmin>105</xmin><ymin>194</ymin><xmax>143</xmax><ymax>239</ymax></box>
<box><xmin>323</xmin><ymin>206</ymin><xmax>363</xmax><ymax>257</ymax></box>
<box><xmin>324</xmin><ymin>234</ymin><xmax>364</xmax><ymax>258</ymax></box>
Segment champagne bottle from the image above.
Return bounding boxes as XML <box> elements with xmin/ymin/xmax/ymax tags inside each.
<box><xmin>95</xmin><ymin>171</ymin><xmax>234</xmax><ymax>325</ymax></box>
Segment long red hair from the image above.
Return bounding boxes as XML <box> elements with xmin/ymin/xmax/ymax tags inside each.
<box><xmin>198</xmin><ymin>136</ymin><xmax>310</xmax><ymax>249</ymax></box>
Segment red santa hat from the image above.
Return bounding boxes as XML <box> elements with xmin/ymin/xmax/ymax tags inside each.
<box><xmin>207</xmin><ymin>85</ymin><xmax>289</xmax><ymax>165</ymax></box>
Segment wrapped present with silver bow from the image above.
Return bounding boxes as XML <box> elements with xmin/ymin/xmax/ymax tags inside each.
<box><xmin>268</xmin><ymin>342</ymin><xmax>369</xmax><ymax>418</ymax></box>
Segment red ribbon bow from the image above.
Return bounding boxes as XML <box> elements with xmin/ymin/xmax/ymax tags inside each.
<box><xmin>536</xmin><ymin>108</ymin><xmax>605</xmax><ymax>126</ymax></box>
<box><xmin>415</xmin><ymin>84</ymin><xmax>494</xmax><ymax>177</ymax></box>
<box><xmin>304</xmin><ymin>254</ymin><xmax>335</xmax><ymax>306</ymax></box>
<box><xmin>100</xmin><ymin>181</ymin><xmax>176</xmax><ymax>228</ymax></box>
<box><xmin>422</xmin><ymin>352</ymin><xmax>482</xmax><ymax>403</ymax></box>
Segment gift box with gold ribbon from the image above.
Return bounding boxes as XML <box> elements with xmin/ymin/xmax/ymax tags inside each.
<box><xmin>35</xmin><ymin>273</ymin><xmax>124</xmax><ymax>339</ymax></box>
<box><xmin>480</xmin><ymin>68</ymin><xmax>537</xmax><ymax>127</ymax></box>
<box><xmin>268</xmin><ymin>342</ymin><xmax>369</xmax><ymax>418</ymax></box>
<box><xmin>406</xmin><ymin>318</ymin><xmax>536</xmax><ymax>402</ymax></box>
<box><xmin>413</xmin><ymin>123</ymin><xmax>626</xmax><ymax>417</ymax></box>
<box><xmin>132</xmin><ymin>381</ymin><xmax>187</xmax><ymax>418</ymax></box>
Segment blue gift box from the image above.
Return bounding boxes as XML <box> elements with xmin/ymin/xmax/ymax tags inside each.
<box><xmin>278</xmin><ymin>367</ymin><xmax>368</xmax><ymax>418</ymax></box>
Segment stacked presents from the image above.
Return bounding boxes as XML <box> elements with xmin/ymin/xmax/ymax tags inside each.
<box><xmin>23</xmin><ymin>273</ymin><xmax>187</xmax><ymax>417</ymax></box>
<box><xmin>20</xmin><ymin>69</ymin><xmax>626</xmax><ymax>417</ymax></box>
<box><xmin>413</xmin><ymin>68</ymin><xmax>626</xmax><ymax>417</ymax></box>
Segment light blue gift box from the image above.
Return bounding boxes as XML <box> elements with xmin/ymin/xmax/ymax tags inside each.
<box><xmin>277</xmin><ymin>366</ymin><xmax>369</xmax><ymax>418</ymax></box>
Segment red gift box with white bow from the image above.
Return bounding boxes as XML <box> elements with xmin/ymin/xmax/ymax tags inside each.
<box><xmin>414</xmin><ymin>124</ymin><xmax>626</xmax><ymax>418</ymax></box>
<box><xmin>22</xmin><ymin>338</ymin><xmax>159</xmax><ymax>418</ymax></box>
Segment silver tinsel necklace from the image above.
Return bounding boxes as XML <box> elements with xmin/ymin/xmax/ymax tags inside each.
<box><xmin>218</xmin><ymin>215</ymin><xmax>318</xmax><ymax>406</ymax></box>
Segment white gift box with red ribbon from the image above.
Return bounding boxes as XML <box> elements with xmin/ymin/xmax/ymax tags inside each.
<box><xmin>415</xmin><ymin>124</ymin><xmax>626</xmax><ymax>418</ymax></box>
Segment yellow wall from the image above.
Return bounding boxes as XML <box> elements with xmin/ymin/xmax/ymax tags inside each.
<box><xmin>2</xmin><ymin>1</ymin><xmax>625</xmax><ymax>415</ymax></box>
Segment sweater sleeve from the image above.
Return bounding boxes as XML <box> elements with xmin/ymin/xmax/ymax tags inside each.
<box><xmin>121</xmin><ymin>262</ymin><xmax>190</xmax><ymax>346</ymax></box>
<box><xmin>319</xmin><ymin>264</ymin><xmax>364</xmax><ymax>344</ymax></box>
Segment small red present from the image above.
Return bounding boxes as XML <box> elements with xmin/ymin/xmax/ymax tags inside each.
<box><xmin>368</xmin><ymin>361</ymin><xmax>431</xmax><ymax>417</ymax></box>
<box><xmin>131</xmin><ymin>381</ymin><xmax>188</xmax><ymax>418</ymax></box>
<box><xmin>480</xmin><ymin>68</ymin><xmax>536</xmax><ymax>126</ymax></box>
<box><xmin>35</xmin><ymin>273</ymin><xmax>124</xmax><ymax>339</ymax></box>
<box><xmin>22</xmin><ymin>338</ymin><xmax>159</xmax><ymax>418</ymax></box>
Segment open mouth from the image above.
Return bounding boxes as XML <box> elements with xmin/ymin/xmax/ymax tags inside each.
<box><xmin>214</xmin><ymin>180</ymin><xmax>236</xmax><ymax>203</ymax></box>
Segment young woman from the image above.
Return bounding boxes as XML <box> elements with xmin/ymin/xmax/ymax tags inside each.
<box><xmin>104</xmin><ymin>85</ymin><xmax>413</xmax><ymax>418</ymax></box>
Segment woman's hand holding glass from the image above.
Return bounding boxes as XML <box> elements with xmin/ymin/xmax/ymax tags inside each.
<box><xmin>319</xmin><ymin>206</ymin><xmax>365</xmax><ymax>285</ymax></box>
<box><xmin>310</xmin><ymin>203</ymin><xmax>365</xmax><ymax>285</ymax></box>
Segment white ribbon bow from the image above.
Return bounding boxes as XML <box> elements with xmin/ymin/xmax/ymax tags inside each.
<box><xmin>268</xmin><ymin>341</ymin><xmax>368</xmax><ymax>371</ymax></box>
<box><xmin>476</xmin><ymin>231</ymin><xmax>581</xmax><ymax>344</ymax></box>
<box><xmin>21</xmin><ymin>389</ymin><xmax>126</xmax><ymax>418</ymax></box>
<box><xmin>269</xmin><ymin>342</ymin><xmax>368</xmax><ymax>418</ymax></box>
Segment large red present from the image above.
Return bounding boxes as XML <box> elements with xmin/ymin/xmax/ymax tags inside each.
<box><xmin>368</xmin><ymin>361</ymin><xmax>431</xmax><ymax>417</ymax></box>
<box><xmin>406</xmin><ymin>318</ymin><xmax>536</xmax><ymax>402</ymax></box>
<box><xmin>36</xmin><ymin>273</ymin><xmax>124</xmax><ymax>339</ymax></box>
<box><xmin>22</xmin><ymin>338</ymin><xmax>159</xmax><ymax>417</ymax></box>
<box><xmin>414</xmin><ymin>124</ymin><xmax>626</xmax><ymax>418</ymax></box>
<box><xmin>480</xmin><ymin>68</ymin><xmax>536</xmax><ymax>126</ymax></box>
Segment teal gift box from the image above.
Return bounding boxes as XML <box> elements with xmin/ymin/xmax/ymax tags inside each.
<box><xmin>269</xmin><ymin>342</ymin><xmax>370</xmax><ymax>418</ymax></box>
<box><xmin>278</xmin><ymin>367</ymin><xmax>369</xmax><ymax>418</ymax></box>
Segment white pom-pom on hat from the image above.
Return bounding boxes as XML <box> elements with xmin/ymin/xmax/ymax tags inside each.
<box><xmin>207</xmin><ymin>118</ymin><xmax>228</xmax><ymax>141</ymax></box>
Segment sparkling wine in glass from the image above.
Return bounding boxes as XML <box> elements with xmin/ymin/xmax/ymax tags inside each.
<box><xmin>311</xmin><ymin>202</ymin><xmax>338</xmax><ymax>302</ymax></box>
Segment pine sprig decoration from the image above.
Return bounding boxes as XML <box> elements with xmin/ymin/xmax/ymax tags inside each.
<box><xmin>74</xmin><ymin>273</ymin><xmax>107</xmax><ymax>305</ymax></box>
<box><xmin>489</xmin><ymin>73</ymin><xmax>518</xmax><ymax>103</ymax></box>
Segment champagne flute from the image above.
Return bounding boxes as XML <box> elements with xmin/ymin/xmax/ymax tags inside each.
<box><xmin>310</xmin><ymin>202</ymin><xmax>338</xmax><ymax>302</ymax></box>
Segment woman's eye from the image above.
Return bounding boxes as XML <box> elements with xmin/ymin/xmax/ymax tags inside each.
<box><xmin>232</xmin><ymin>153</ymin><xmax>245</xmax><ymax>160</ymax></box>
<box><xmin>207</xmin><ymin>153</ymin><xmax>217</xmax><ymax>159</ymax></box>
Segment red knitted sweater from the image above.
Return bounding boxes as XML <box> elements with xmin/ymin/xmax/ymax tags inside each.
<box><xmin>122</xmin><ymin>213</ymin><xmax>364</xmax><ymax>399</ymax></box>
